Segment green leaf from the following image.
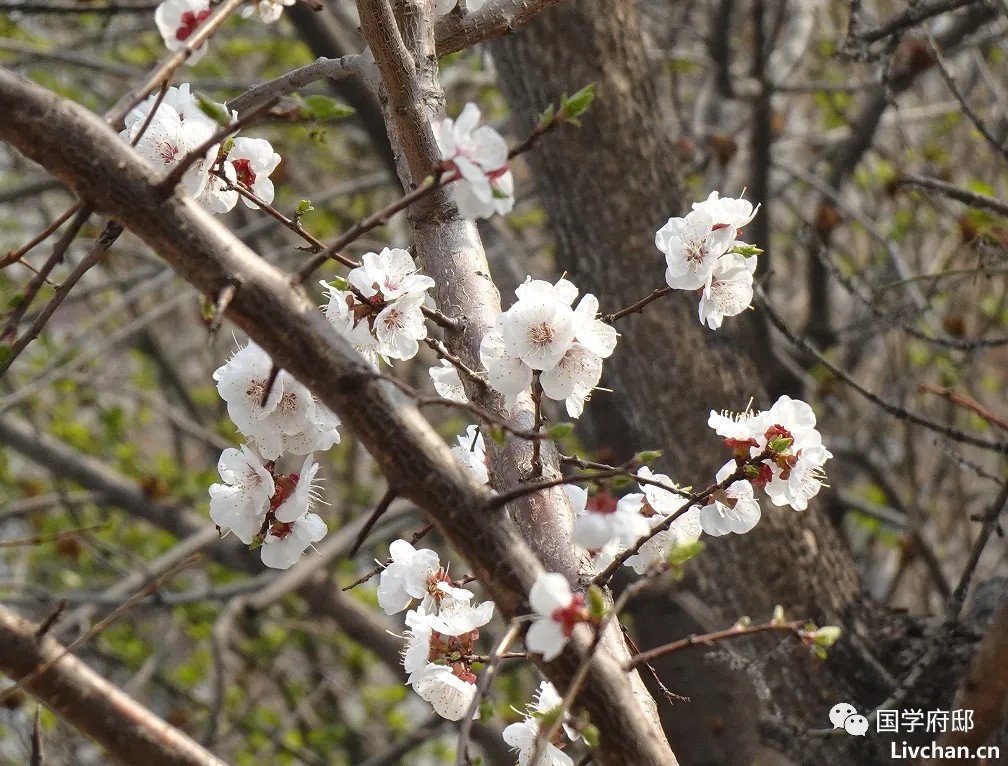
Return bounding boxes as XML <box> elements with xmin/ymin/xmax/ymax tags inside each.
<box><xmin>812</xmin><ymin>625</ymin><xmax>842</xmax><ymax>648</ymax></box>
<box><xmin>301</xmin><ymin>95</ymin><xmax>355</xmax><ymax>121</ymax></box>
<box><xmin>731</xmin><ymin>243</ymin><xmax>763</xmax><ymax>258</ymax></box>
<box><xmin>546</xmin><ymin>422</ymin><xmax>575</xmax><ymax>439</ymax></box>
<box><xmin>634</xmin><ymin>449</ymin><xmax>662</xmax><ymax>465</ymax></box>
<box><xmin>582</xmin><ymin>724</ymin><xmax>601</xmax><ymax>750</ymax></box>
<box><xmin>538</xmin><ymin>103</ymin><xmax>556</xmax><ymax>129</ymax></box>
<box><xmin>609</xmin><ymin>474</ymin><xmax>634</xmax><ymax>490</ymax></box>
<box><xmin>587</xmin><ymin>585</ymin><xmax>606</xmax><ymax>620</ymax></box>
<box><xmin>195</xmin><ymin>93</ymin><xmax>230</xmax><ymax>126</ymax></box>
<box><xmin>666</xmin><ymin>539</ymin><xmax>704</xmax><ymax>566</ymax></box>
<box><xmin>560</xmin><ymin>84</ymin><xmax>596</xmax><ymax>120</ymax></box>
<box><xmin>295</xmin><ymin>199</ymin><xmax>314</xmax><ymax>217</ymax></box>
<box><xmin>328</xmin><ymin>275</ymin><xmax>350</xmax><ymax>291</ymax></box>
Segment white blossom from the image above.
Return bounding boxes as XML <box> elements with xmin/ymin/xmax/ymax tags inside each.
<box><xmin>479</xmin><ymin>319</ymin><xmax>532</xmax><ymax>404</ymax></box>
<box><xmin>350</xmin><ymin>248</ymin><xmax>436</xmax><ymax>301</ymax></box>
<box><xmin>208</xmin><ymin>445</ymin><xmax>274</xmax><ymax>544</ymax></box>
<box><xmin>438</xmin><ymin>103</ymin><xmax>514</xmax><ymax>220</ymax></box>
<box><xmin>154</xmin><ymin>0</ymin><xmax>211</xmax><ymax>62</ymax></box>
<box><xmin>501</xmin><ymin>281</ymin><xmax>577</xmax><ymax>371</ymax></box>
<box><xmin>374</xmin><ymin>292</ymin><xmax>428</xmax><ymax>361</ymax></box>
<box><xmin>699</xmin><ymin>466</ymin><xmax>762</xmax><ymax>536</ymax></box>
<box><xmin>241</xmin><ymin>0</ymin><xmax>295</xmax><ymax>23</ymax></box>
<box><xmin>320</xmin><ymin>250</ymin><xmax>434</xmax><ymax>365</ymax></box>
<box><xmin>402</xmin><ymin>606</ymin><xmax>435</xmax><ymax>675</ymax></box>
<box><xmin>196</xmin><ymin>161</ymin><xmax>238</xmax><ymax>214</ymax></box>
<box><xmin>452</xmin><ymin>425</ymin><xmax>489</xmax><ymax>484</ymax></box>
<box><xmin>526</xmin><ymin>573</ymin><xmax>584</xmax><ymax>661</ymax></box>
<box><xmin>657</xmin><ymin>209</ymin><xmax>735</xmax><ymax>291</ymax></box>
<box><xmin>636</xmin><ymin>467</ymin><xmax>689</xmax><ymax>517</ymax></box>
<box><xmin>320</xmin><ymin>283</ymin><xmax>382</xmax><ymax>369</ymax></box>
<box><xmin>120</xmin><ymin>84</ymin><xmax>220</xmax><ymax>198</ymax></box>
<box><xmin>692</xmin><ymin>191</ymin><xmax>759</xmax><ymax>234</ymax></box>
<box><xmin>426</xmin><ymin>595</ymin><xmax>495</xmax><ymax>637</ymax></box>
<box><xmin>227</xmin><ymin>137</ymin><xmax>281</xmax><ymax>207</ymax></box>
<box><xmin>273</xmin><ymin>454</ymin><xmax>322</xmax><ymax>523</ymax></box>
<box><xmin>571</xmin><ymin>293</ymin><xmax>617</xmax><ymax>358</ymax></box>
<box><xmin>502</xmin><ymin>719</ymin><xmax>574</xmax><ymax>766</ymax></box>
<box><xmin>540</xmin><ymin>343</ymin><xmax>603</xmax><ymax>418</ymax></box>
<box><xmin>708</xmin><ymin>405</ymin><xmax>767</xmax><ymax>443</ymax></box>
<box><xmin>572</xmin><ymin>490</ymin><xmax>650</xmax><ymax>550</ymax></box>
<box><xmin>409</xmin><ymin>663</ymin><xmax>477</xmax><ymax>721</ymax></box>
<box><xmin>260</xmin><ymin>511</ymin><xmax>327</xmax><ymax>569</ymax></box>
<box><xmin>212</xmin><ymin>341</ymin><xmax>340</xmax><ymax>461</ymax></box>
<box><xmin>698</xmin><ymin>252</ymin><xmax>756</xmax><ymax>329</ymax></box>
<box><xmin>621</xmin><ymin>481</ymin><xmax>703</xmax><ymax>575</ymax></box>
<box><xmin>429</xmin><ymin>359</ymin><xmax>469</xmax><ymax>403</ymax></box>
<box><xmin>377</xmin><ymin>539</ymin><xmax>441</xmax><ymax>615</ymax></box>
<box><xmin>708</xmin><ymin>395</ymin><xmax>832</xmax><ymax>512</ymax></box>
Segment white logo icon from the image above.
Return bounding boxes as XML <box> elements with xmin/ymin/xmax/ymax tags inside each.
<box><xmin>829</xmin><ymin>703</ymin><xmax>868</xmax><ymax>736</ymax></box>
<box><xmin>844</xmin><ymin>714</ymin><xmax>869</xmax><ymax>736</ymax></box>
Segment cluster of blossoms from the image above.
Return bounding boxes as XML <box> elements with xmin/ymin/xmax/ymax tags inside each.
<box><xmin>437</xmin><ymin>103</ymin><xmax>515</xmax><ymax>221</ymax></box>
<box><xmin>707</xmin><ymin>394</ymin><xmax>832</xmax><ymax>516</ymax></box>
<box><xmin>155</xmin><ymin>0</ymin><xmax>292</xmax><ymax>62</ymax></box>
<box><xmin>656</xmin><ymin>192</ymin><xmax>760</xmax><ymax>329</ymax></box>
<box><xmin>208</xmin><ymin>341</ymin><xmax>341</xmax><ymax>568</ymax></box>
<box><xmin>559</xmin><ymin>395</ymin><xmax>830</xmax><ymax>587</ymax></box>
<box><xmin>503</xmin><ymin>680</ymin><xmax>578</xmax><ymax>766</ymax></box>
<box><xmin>569</xmin><ymin>471</ymin><xmax>704</xmax><ymax>576</ymax></box>
<box><xmin>121</xmin><ymin>84</ymin><xmax>280</xmax><ymax>214</ymax></box>
<box><xmin>481</xmin><ymin>277</ymin><xmax>617</xmax><ymax>417</ymax></box>
<box><xmin>320</xmin><ymin>248</ymin><xmax>436</xmax><ymax>368</ymax></box>
<box><xmin>378</xmin><ymin>539</ymin><xmax>496</xmax><ymax>720</ymax></box>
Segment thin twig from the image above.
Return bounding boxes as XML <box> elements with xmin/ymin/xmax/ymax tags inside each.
<box><xmin>604</xmin><ymin>286</ymin><xmax>673</xmax><ymax>323</ymax></box>
<box><xmin>342</xmin><ymin>523</ymin><xmax>434</xmax><ymax>591</ymax></box>
<box><xmin>1</xmin><ymin>206</ymin><xmax>92</xmax><ymax>348</ymax></box>
<box><xmin>531</xmin><ymin>371</ymin><xmax>544</xmax><ymax>477</ymax></box>
<box><xmin>624</xmin><ymin>619</ymin><xmax>808</xmax><ymax>670</ymax></box>
<box><xmin>919</xmin><ymin>383</ymin><xmax>1008</xmax><ymax>432</ymax></box>
<box><xmin>899</xmin><ymin>174</ymin><xmax>1008</xmax><ymax>217</ymax></box>
<box><xmin>454</xmin><ymin>622</ymin><xmax>521</xmax><ymax>766</ymax></box>
<box><xmin>0</xmin><ymin>221</ymin><xmax>123</xmax><ymax>376</ymax></box>
<box><xmin>30</xmin><ymin>707</ymin><xmax>43</xmax><ymax>766</ymax></box>
<box><xmin>1</xmin><ymin>202</ymin><xmax>81</xmax><ymax>269</ymax></box>
<box><xmin>294</xmin><ymin>167</ymin><xmax>453</xmax><ymax>283</ymax></box>
<box><xmin>348</xmin><ymin>488</ymin><xmax>399</xmax><ymax>558</ymax></box>
<box><xmin>756</xmin><ymin>285</ymin><xmax>1008</xmax><ymax>454</ymax></box>
<box><xmin>0</xmin><ymin>554</ymin><xmax>200</xmax><ymax>705</ymax></box>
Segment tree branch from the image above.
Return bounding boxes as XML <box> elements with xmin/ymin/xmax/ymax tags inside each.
<box><xmin>0</xmin><ymin>604</ymin><xmax>228</xmax><ymax>766</ymax></box>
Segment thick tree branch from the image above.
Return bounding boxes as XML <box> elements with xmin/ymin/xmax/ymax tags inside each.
<box><xmin>0</xmin><ymin>604</ymin><xmax>228</xmax><ymax>766</ymax></box>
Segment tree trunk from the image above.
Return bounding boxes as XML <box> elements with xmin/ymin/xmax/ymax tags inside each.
<box><xmin>490</xmin><ymin>2</ymin><xmax>906</xmax><ymax>763</ymax></box>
